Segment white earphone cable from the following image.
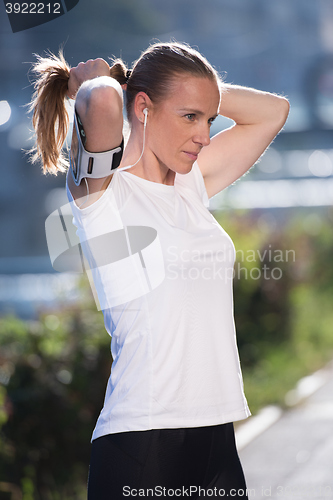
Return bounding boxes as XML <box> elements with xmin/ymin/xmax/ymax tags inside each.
<box><xmin>117</xmin><ymin>109</ymin><xmax>148</xmax><ymax>172</ymax></box>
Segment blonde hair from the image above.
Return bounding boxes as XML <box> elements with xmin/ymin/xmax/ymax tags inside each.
<box><xmin>29</xmin><ymin>50</ymin><xmax>71</xmax><ymax>175</ymax></box>
<box><xmin>29</xmin><ymin>43</ymin><xmax>219</xmax><ymax>175</ymax></box>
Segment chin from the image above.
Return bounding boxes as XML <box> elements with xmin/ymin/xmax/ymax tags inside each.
<box><xmin>174</xmin><ymin>164</ymin><xmax>193</xmax><ymax>176</ymax></box>
<box><xmin>183</xmin><ymin>161</ymin><xmax>195</xmax><ymax>173</ymax></box>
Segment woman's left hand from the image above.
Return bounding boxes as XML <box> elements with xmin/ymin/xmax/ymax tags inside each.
<box><xmin>67</xmin><ymin>58</ymin><xmax>111</xmax><ymax>100</ymax></box>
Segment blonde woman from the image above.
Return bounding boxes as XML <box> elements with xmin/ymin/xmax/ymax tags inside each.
<box><xmin>30</xmin><ymin>42</ymin><xmax>289</xmax><ymax>499</ymax></box>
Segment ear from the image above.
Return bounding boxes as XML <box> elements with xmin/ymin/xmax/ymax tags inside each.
<box><xmin>133</xmin><ymin>92</ymin><xmax>152</xmax><ymax>123</ymax></box>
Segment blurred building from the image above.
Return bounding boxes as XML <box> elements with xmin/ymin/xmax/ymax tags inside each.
<box><xmin>0</xmin><ymin>0</ymin><xmax>333</xmax><ymax>314</ymax></box>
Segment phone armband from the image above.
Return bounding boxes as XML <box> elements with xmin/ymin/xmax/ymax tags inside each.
<box><xmin>69</xmin><ymin>110</ymin><xmax>124</xmax><ymax>186</ymax></box>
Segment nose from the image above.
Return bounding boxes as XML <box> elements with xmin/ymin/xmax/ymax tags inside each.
<box><xmin>193</xmin><ymin>125</ymin><xmax>211</xmax><ymax>147</ymax></box>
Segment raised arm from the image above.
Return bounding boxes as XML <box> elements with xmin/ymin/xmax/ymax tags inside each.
<box><xmin>66</xmin><ymin>59</ymin><xmax>124</xmax><ymax>205</ymax></box>
<box><xmin>29</xmin><ymin>52</ymin><xmax>125</xmax><ymax>206</ymax></box>
<box><xmin>198</xmin><ymin>84</ymin><xmax>290</xmax><ymax>198</ymax></box>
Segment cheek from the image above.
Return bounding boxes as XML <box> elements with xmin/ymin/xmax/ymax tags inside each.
<box><xmin>150</xmin><ymin>121</ymin><xmax>174</xmax><ymax>150</ymax></box>
<box><xmin>148</xmin><ymin>115</ymin><xmax>185</xmax><ymax>158</ymax></box>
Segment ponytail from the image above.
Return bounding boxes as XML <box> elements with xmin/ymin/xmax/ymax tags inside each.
<box><xmin>109</xmin><ymin>58</ymin><xmax>127</xmax><ymax>85</ymax></box>
<box><xmin>28</xmin><ymin>51</ymin><xmax>129</xmax><ymax>175</ymax></box>
<box><xmin>29</xmin><ymin>50</ymin><xmax>71</xmax><ymax>175</ymax></box>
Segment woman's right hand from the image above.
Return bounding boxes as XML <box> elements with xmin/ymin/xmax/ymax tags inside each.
<box><xmin>67</xmin><ymin>58</ymin><xmax>111</xmax><ymax>100</ymax></box>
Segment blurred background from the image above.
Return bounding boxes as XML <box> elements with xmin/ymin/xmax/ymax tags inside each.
<box><xmin>0</xmin><ymin>0</ymin><xmax>333</xmax><ymax>498</ymax></box>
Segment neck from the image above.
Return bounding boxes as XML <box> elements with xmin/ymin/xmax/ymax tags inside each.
<box><xmin>122</xmin><ymin>129</ymin><xmax>176</xmax><ymax>186</ymax></box>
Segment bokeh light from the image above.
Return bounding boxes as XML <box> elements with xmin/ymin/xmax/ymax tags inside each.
<box><xmin>0</xmin><ymin>100</ymin><xmax>11</xmax><ymax>126</ymax></box>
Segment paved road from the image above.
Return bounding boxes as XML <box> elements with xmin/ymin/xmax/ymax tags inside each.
<box><xmin>238</xmin><ymin>363</ymin><xmax>333</xmax><ymax>500</ymax></box>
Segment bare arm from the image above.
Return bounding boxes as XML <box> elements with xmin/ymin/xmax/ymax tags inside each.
<box><xmin>66</xmin><ymin>59</ymin><xmax>124</xmax><ymax>205</ymax></box>
<box><xmin>198</xmin><ymin>84</ymin><xmax>290</xmax><ymax>198</ymax></box>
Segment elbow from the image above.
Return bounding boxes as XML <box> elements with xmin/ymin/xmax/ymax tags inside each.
<box><xmin>76</xmin><ymin>77</ymin><xmax>123</xmax><ymax>122</ymax></box>
<box><xmin>275</xmin><ymin>96</ymin><xmax>290</xmax><ymax>129</ymax></box>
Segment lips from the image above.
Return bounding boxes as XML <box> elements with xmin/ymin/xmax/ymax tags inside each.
<box><xmin>183</xmin><ymin>151</ymin><xmax>199</xmax><ymax>161</ymax></box>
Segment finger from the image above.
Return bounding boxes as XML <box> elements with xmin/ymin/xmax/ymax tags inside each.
<box><xmin>67</xmin><ymin>66</ymin><xmax>80</xmax><ymax>99</ymax></box>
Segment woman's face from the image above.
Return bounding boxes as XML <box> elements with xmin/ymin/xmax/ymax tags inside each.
<box><xmin>145</xmin><ymin>75</ymin><xmax>220</xmax><ymax>176</ymax></box>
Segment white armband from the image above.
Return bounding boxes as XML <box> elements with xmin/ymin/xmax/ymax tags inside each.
<box><xmin>69</xmin><ymin>110</ymin><xmax>124</xmax><ymax>186</ymax></box>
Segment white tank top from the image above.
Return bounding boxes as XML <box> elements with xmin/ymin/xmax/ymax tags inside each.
<box><xmin>67</xmin><ymin>161</ymin><xmax>250</xmax><ymax>441</ymax></box>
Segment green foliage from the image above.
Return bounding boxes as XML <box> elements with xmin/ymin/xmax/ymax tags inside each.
<box><xmin>0</xmin><ymin>299</ymin><xmax>111</xmax><ymax>499</ymax></box>
<box><xmin>215</xmin><ymin>211</ymin><xmax>296</xmax><ymax>366</ymax></box>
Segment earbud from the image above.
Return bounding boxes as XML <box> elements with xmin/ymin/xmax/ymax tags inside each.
<box><xmin>143</xmin><ymin>108</ymin><xmax>148</xmax><ymax>127</ymax></box>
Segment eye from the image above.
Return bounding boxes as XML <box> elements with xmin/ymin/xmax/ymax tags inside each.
<box><xmin>184</xmin><ymin>113</ymin><xmax>195</xmax><ymax>121</ymax></box>
<box><xmin>208</xmin><ymin>116</ymin><xmax>217</xmax><ymax>127</ymax></box>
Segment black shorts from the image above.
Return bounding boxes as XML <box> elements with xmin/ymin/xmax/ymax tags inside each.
<box><xmin>87</xmin><ymin>423</ymin><xmax>248</xmax><ymax>499</ymax></box>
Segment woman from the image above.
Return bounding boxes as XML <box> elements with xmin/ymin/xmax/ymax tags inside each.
<box><xmin>30</xmin><ymin>42</ymin><xmax>289</xmax><ymax>499</ymax></box>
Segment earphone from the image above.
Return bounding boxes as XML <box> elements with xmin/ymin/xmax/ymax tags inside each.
<box><xmin>143</xmin><ymin>107</ymin><xmax>148</xmax><ymax>127</ymax></box>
